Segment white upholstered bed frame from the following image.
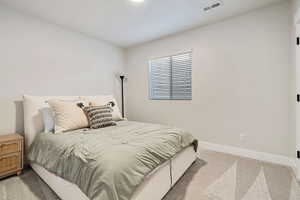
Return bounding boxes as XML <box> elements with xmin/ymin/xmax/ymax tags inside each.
<box><xmin>23</xmin><ymin>95</ymin><xmax>197</xmax><ymax>200</ymax></box>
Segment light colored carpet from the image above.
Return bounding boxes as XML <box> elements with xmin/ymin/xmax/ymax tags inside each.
<box><xmin>0</xmin><ymin>150</ymin><xmax>299</xmax><ymax>200</ymax></box>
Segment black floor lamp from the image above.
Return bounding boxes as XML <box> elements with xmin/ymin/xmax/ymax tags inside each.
<box><xmin>120</xmin><ymin>75</ymin><xmax>125</xmax><ymax>118</ymax></box>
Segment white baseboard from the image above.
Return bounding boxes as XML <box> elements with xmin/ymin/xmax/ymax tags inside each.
<box><xmin>198</xmin><ymin>141</ymin><xmax>297</xmax><ymax>170</ymax></box>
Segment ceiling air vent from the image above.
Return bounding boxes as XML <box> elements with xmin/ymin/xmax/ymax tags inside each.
<box><xmin>203</xmin><ymin>0</ymin><xmax>223</xmax><ymax>12</ymax></box>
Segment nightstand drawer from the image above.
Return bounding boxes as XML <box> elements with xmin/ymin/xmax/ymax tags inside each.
<box><xmin>0</xmin><ymin>153</ymin><xmax>21</xmax><ymax>174</ymax></box>
<box><xmin>0</xmin><ymin>140</ymin><xmax>21</xmax><ymax>155</ymax></box>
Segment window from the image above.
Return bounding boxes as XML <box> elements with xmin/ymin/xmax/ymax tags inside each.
<box><xmin>149</xmin><ymin>51</ymin><xmax>192</xmax><ymax>100</ymax></box>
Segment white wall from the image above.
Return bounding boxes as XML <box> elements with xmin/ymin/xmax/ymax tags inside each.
<box><xmin>0</xmin><ymin>4</ymin><xmax>124</xmax><ymax>134</ymax></box>
<box><xmin>294</xmin><ymin>0</ymin><xmax>300</xmax><ymax>13</ymax></box>
<box><xmin>125</xmin><ymin>2</ymin><xmax>293</xmax><ymax>157</ymax></box>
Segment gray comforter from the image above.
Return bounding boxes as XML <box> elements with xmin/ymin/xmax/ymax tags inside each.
<box><xmin>28</xmin><ymin>121</ymin><xmax>197</xmax><ymax>200</ymax></box>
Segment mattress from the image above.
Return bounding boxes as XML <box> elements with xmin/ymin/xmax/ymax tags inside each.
<box><xmin>31</xmin><ymin>146</ymin><xmax>196</xmax><ymax>200</ymax></box>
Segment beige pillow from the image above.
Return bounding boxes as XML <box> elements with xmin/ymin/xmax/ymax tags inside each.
<box><xmin>80</xmin><ymin>95</ymin><xmax>122</xmax><ymax>121</ymax></box>
<box><xmin>47</xmin><ymin>99</ymin><xmax>89</xmax><ymax>133</ymax></box>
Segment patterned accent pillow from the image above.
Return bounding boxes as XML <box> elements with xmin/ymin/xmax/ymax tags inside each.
<box><xmin>79</xmin><ymin>96</ymin><xmax>122</xmax><ymax>121</ymax></box>
<box><xmin>81</xmin><ymin>105</ymin><xmax>117</xmax><ymax>129</ymax></box>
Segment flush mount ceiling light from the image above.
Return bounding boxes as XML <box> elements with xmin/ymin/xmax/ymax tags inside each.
<box><xmin>130</xmin><ymin>0</ymin><xmax>144</xmax><ymax>3</ymax></box>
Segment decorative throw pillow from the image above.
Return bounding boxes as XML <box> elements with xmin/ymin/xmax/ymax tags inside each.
<box><xmin>47</xmin><ymin>99</ymin><xmax>89</xmax><ymax>133</ymax></box>
<box><xmin>80</xmin><ymin>104</ymin><xmax>117</xmax><ymax>129</ymax></box>
<box><xmin>79</xmin><ymin>96</ymin><xmax>122</xmax><ymax>121</ymax></box>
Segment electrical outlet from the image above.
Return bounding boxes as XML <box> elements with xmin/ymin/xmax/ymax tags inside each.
<box><xmin>240</xmin><ymin>133</ymin><xmax>246</xmax><ymax>142</ymax></box>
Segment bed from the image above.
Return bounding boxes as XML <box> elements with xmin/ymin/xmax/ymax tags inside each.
<box><xmin>23</xmin><ymin>95</ymin><xmax>197</xmax><ymax>200</ymax></box>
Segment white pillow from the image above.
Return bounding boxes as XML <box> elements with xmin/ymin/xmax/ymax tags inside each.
<box><xmin>40</xmin><ymin>107</ymin><xmax>55</xmax><ymax>133</ymax></box>
<box><xmin>47</xmin><ymin>99</ymin><xmax>89</xmax><ymax>133</ymax></box>
<box><xmin>80</xmin><ymin>95</ymin><xmax>122</xmax><ymax>121</ymax></box>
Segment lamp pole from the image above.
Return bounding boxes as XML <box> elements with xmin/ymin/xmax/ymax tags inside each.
<box><xmin>120</xmin><ymin>75</ymin><xmax>125</xmax><ymax>118</ymax></box>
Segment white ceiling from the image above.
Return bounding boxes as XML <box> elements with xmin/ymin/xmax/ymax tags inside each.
<box><xmin>0</xmin><ymin>0</ymin><xmax>286</xmax><ymax>47</ymax></box>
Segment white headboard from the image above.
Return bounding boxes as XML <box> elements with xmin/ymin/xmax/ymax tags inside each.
<box><xmin>23</xmin><ymin>95</ymin><xmax>79</xmax><ymax>151</ymax></box>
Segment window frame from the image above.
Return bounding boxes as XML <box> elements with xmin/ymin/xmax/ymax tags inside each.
<box><xmin>148</xmin><ymin>51</ymin><xmax>192</xmax><ymax>100</ymax></box>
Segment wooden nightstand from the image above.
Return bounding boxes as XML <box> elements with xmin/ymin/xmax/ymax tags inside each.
<box><xmin>0</xmin><ymin>134</ymin><xmax>23</xmax><ymax>179</ymax></box>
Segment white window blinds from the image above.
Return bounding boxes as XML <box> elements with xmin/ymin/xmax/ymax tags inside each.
<box><xmin>149</xmin><ymin>51</ymin><xmax>192</xmax><ymax>100</ymax></box>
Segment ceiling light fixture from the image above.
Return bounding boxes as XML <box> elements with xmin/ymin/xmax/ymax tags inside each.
<box><xmin>130</xmin><ymin>0</ymin><xmax>144</xmax><ymax>3</ymax></box>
